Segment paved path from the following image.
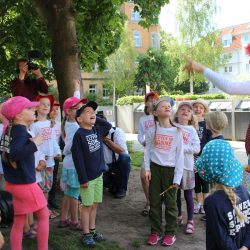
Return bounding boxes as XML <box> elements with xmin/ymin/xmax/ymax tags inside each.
<box><xmin>126</xmin><ymin>133</ymin><xmax>248</xmax><ymax>166</ymax></box>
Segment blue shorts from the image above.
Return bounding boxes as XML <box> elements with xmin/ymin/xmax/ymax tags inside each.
<box><xmin>65</xmin><ymin>185</ymin><xmax>80</xmax><ymax>200</ymax></box>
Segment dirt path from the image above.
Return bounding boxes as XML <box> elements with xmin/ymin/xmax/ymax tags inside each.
<box><xmin>98</xmin><ymin>169</ymin><xmax>206</xmax><ymax>250</ymax></box>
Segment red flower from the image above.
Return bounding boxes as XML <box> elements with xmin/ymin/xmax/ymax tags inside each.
<box><xmin>245</xmin><ymin>43</ymin><xmax>250</xmax><ymax>56</ymax></box>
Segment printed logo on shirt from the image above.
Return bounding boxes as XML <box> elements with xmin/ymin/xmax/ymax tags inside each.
<box><xmin>227</xmin><ymin>200</ymin><xmax>250</xmax><ymax>236</ymax></box>
<box><xmin>182</xmin><ymin>131</ymin><xmax>190</xmax><ymax>145</ymax></box>
<box><xmin>86</xmin><ymin>133</ymin><xmax>100</xmax><ymax>153</ymax></box>
<box><xmin>155</xmin><ymin>134</ymin><xmax>173</xmax><ymax>151</ymax></box>
<box><xmin>198</xmin><ymin>126</ymin><xmax>204</xmax><ymax>140</ymax></box>
<box><xmin>41</xmin><ymin>127</ymin><xmax>52</xmax><ymax>140</ymax></box>
<box><xmin>145</xmin><ymin>120</ymin><xmax>154</xmax><ymax>130</ymax></box>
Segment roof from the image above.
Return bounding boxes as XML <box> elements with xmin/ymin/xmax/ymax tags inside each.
<box><xmin>219</xmin><ymin>22</ymin><xmax>250</xmax><ymax>51</ymax></box>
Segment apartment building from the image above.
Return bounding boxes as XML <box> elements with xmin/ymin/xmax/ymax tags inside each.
<box><xmin>209</xmin><ymin>22</ymin><xmax>250</xmax><ymax>93</ymax></box>
<box><xmin>81</xmin><ymin>1</ymin><xmax>160</xmax><ymax>97</ymax></box>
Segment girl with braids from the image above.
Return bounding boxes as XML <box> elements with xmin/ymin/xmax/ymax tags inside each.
<box><xmin>137</xmin><ymin>90</ymin><xmax>159</xmax><ymax>216</ymax></box>
<box><xmin>144</xmin><ymin>96</ymin><xmax>184</xmax><ymax>247</ymax></box>
<box><xmin>173</xmin><ymin>102</ymin><xmax>200</xmax><ymax>234</ymax></box>
<box><xmin>0</xmin><ymin>96</ymin><xmax>49</xmax><ymax>250</ymax></box>
<box><xmin>196</xmin><ymin>139</ymin><xmax>250</xmax><ymax>250</ymax></box>
<box><xmin>58</xmin><ymin>96</ymin><xmax>88</xmax><ymax>230</ymax></box>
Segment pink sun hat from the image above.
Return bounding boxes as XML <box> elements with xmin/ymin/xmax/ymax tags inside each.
<box><xmin>63</xmin><ymin>97</ymin><xmax>88</xmax><ymax>114</ymax></box>
<box><xmin>1</xmin><ymin>96</ymin><xmax>40</xmax><ymax>121</ymax></box>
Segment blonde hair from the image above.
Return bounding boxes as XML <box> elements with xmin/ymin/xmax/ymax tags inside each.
<box><xmin>173</xmin><ymin>109</ymin><xmax>198</xmax><ymax>130</ymax></box>
<box><xmin>215</xmin><ymin>184</ymin><xmax>245</xmax><ymax>222</ymax></box>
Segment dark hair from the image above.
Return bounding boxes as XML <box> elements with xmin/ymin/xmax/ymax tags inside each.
<box><xmin>144</xmin><ymin>105</ymin><xmax>149</xmax><ymax>115</ymax></box>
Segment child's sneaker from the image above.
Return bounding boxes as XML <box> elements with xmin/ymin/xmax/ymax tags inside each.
<box><xmin>91</xmin><ymin>231</ymin><xmax>106</xmax><ymax>242</ymax></box>
<box><xmin>162</xmin><ymin>235</ymin><xmax>176</xmax><ymax>246</ymax></box>
<box><xmin>194</xmin><ymin>203</ymin><xmax>201</xmax><ymax>214</ymax></box>
<box><xmin>81</xmin><ymin>233</ymin><xmax>96</xmax><ymax>248</ymax></box>
<box><xmin>147</xmin><ymin>233</ymin><xmax>162</xmax><ymax>245</ymax></box>
<box><xmin>200</xmin><ymin>205</ymin><xmax>205</xmax><ymax>214</ymax></box>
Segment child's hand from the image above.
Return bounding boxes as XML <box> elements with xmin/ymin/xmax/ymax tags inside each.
<box><xmin>81</xmin><ymin>182</ymin><xmax>89</xmax><ymax>188</ymax></box>
<box><xmin>36</xmin><ymin>160</ymin><xmax>46</xmax><ymax>171</ymax></box>
<box><xmin>145</xmin><ymin>171</ymin><xmax>151</xmax><ymax>182</ymax></box>
<box><xmin>173</xmin><ymin>183</ymin><xmax>179</xmax><ymax>188</ymax></box>
<box><xmin>30</xmin><ymin>134</ymin><xmax>43</xmax><ymax>147</ymax></box>
<box><xmin>54</xmin><ymin>154</ymin><xmax>61</xmax><ymax>160</ymax></box>
<box><xmin>0</xmin><ymin>231</ymin><xmax>4</xmax><ymax>249</ymax></box>
<box><xmin>74</xmin><ymin>79</ymin><xmax>80</xmax><ymax>91</ymax></box>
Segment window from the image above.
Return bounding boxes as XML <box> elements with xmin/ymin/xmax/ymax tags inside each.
<box><xmin>89</xmin><ymin>84</ymin><xmax>96</xmax><ymax>94</ymax></box>
<box><xmin>151</xmin><ymin>33</ymin><xmax>159</xmax><ymax>48</ymax></box>
<box><xmin>222</xmin><ymin>34</ymin><xmax>232</xmax><ymax>47</ymax></box>
<box><xmin>244</xmin><ymin>34</ymin><xmax>250</xmax><ymax>43</ymax></box>
<box><xmin>224</xmin><ymin>67</ymin><xmax>228</xmax><ymax>73</ymax></box>
<box><xmin>131</xmin><ymin>10</ymin><xmax>141</xmax><ymax>22</ymax></box>
<box><xmin>133</xmin><ymin>31</ymin><xmax>142</xmax><ymax>47</ymax></box>
<box><xmin>102</xmin><ymin>85</ymin><xmax>109</xmax><ymax>99</ymax></box>
<box><xmin>229</xmin><ymin>66</ymin><xmax>232</xmax><ymax>72</ymax></box>
<box><xmin>246</xmin><ymin>64</ymin><xmax>249</xmax><ymax>72</ymax></box>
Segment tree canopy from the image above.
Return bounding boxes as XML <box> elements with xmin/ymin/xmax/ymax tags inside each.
<box><xmin>0</xmin><ymin>0</ymin><xmax>170</xmax><ymax>103</ymax></box>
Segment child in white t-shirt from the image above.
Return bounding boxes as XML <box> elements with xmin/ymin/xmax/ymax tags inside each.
<box><xmin>137</xmin><ymin>90</ymin><xmax>159</xmax><ymax>216</ymax></box>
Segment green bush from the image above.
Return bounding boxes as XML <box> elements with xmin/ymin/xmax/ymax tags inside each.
<box><xmin>116</xmin><ymin>93</ymin><xmax>225</xmax><ymax>105</ymax></box>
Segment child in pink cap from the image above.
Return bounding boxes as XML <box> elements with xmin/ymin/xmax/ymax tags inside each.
<box><xmin>0</xmin><ymin>96</ymin><xmax>49</xmax><ymax>250</ymax></box>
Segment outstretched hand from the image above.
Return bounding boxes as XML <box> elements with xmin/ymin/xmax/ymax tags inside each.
<box><xmin>184</xmin><ymin>59</ymin><xmax>206</xmax><ymax>74</ymax></box>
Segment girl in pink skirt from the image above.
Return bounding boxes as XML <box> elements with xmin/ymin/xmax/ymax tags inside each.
<box><xmin>1</xmin><ymin>96</ymin><xmax>49</xmax><ymax>250</ymax></box>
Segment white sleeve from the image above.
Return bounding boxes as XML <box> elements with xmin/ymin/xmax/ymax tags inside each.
<box><xmin>114</xmin><ymin>128</ymin><xmax>127</xmax><ymax>152</ymax></box>
<box><xmin>52</xmin><ymin>131</ymin><xmax>61</xmax><ymax>156</ymax></box>
<box><xmin>35</xmin><ymin>149</ymin><xmax>45</xmax><ymax>168</ymax></box>
<box><xmin>73</xmin><ymin>90</ymin><xmax>81</xmax><ymax>98</ymax></box>
<box><xmin>173</xmin><ymin>131</ymin><xmax>184</xmax><ymax>185</ymax></box>
<box><xmin>204</xmin><ymin>68</ymin><xmax>250</xmax><ymax>95</ymax></box>
<box><xmin>137</xmin><ymin>117</ymin><xmax>145</xmax><ymax>145</ymax></box>
<box><xmin>144</xmin><ymin>129</ymin><xmax>153</xmax><ymax>171</ymax></box>
<box><xmin>183</xmin><ymin>128</ymin><xmax>200</xmax><ymax>154</ymax></box>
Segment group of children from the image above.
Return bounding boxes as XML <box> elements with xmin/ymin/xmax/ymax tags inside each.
<box><xmin>138</xmin><ymin>91</ymin><xmax>250</xmax><ymax>248</ymax></box>
<box><xmin>0</xmin><ymin>91</ymin><xmax>111</xmax><ymax>249</ymax></box>
<box><xmin>0</xmin><ymin>89</ymin><xmax>249</xmax><ymax>249</ymax></box>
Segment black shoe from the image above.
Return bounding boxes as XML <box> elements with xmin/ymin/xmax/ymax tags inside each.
<box><xmin>114</xmin><ymin>189</ymin><xmax>126</xmax><ymax>199</ymax></box>
<box><xmin>200</xmin><ymin>215</ymin><xmax>206</xmax><ymax>221</ymax></box>
<box><xmin>48</xmin><ymin>199</ymin><xmax>59</xmax><ymax>209</ymax></box>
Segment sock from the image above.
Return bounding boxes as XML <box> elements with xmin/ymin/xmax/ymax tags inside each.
<box><xmin>90</xmin><ymin>228</ymin><xmax>96</xmax><ymax>234</ymax></box>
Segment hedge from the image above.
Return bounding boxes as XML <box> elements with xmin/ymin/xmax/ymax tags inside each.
<box><xmin>116</xmin><ymin>93</ymin><xmax>225</xmax><ymax>106</ymax></box>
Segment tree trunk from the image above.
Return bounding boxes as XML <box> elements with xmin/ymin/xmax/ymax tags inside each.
<box><xmin>32</xmin><ymin>0</ymin><xmax>82</xmax><ymax>105</ymax></box>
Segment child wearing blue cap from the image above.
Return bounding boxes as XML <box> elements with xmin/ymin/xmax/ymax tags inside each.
<box><xmin>196</xmin><ymin>139</ymin><xmax>250</xmax><ymax>250</ymax></box>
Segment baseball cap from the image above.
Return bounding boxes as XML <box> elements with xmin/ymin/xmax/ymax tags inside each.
<box><xmin>177</xmin><ymin>101</ymin><xmax>193</xmax><ymax>110</ymax></box>
<box><xmin>63</xmin><ymin>97</ymin><xmax>88</xmax><ymax>114</ymax></box>
<box><xmin>36</xmin><ymin>94</ymin><xmax>55</xmax><ymax>107</ymax></box>
<box><xmin>145</xmin><ymin>90</ymin><xmax>159</xmax><ymax>102</ymax></box>
<box><xmin>75</xmin><ymin>101</ymin><xmax>98</xmax><ymax>118</ymax></box>
<box><xmin>196</xmin><ymin>139</ymin><xmax>243</xmax><ymax>187</ymax></box>
<box><xmin>192</xmin><ymin>99</ymin><xmax>209</xmax><ymax>113</ymax></box>
<box><xmin>152</xmin><ymin>96</ymin><xmax>175</xmax><ymax>111</ymax></box>
<box><xmin>1</xmin><ymin>96</ymin><xmax>40</xmax><ymax>120</ymax></box>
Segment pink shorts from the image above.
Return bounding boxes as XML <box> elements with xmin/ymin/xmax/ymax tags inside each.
<box><xmin>5</xmin><ymin>181</ymin><xmax>47</xmax><ymax>215</ymax></box>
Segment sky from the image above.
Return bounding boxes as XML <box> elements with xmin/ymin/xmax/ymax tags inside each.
<box><xmin>159</xmin><ymin>0</ymin><xmax>250</xmax><ymax>35</ymax></box>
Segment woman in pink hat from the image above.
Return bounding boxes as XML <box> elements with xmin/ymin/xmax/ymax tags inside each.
<box><xmin>1</xmin><ymin>96</ymin><xmax>49</xmax><ymax>250</ymax></box>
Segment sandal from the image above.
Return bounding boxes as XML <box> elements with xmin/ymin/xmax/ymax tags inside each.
<box><xmin>141</xmin><ymin>204</ymin><xmax>150</xmax><ymax>216</ymax></box>
<box><xmin>49</xmin><ymin>210</ymin><xmax>60</xmax><ymax>219</ymax></box>
<box><xmin>177</xmin><ymin>215</ymin><xmax>183</xmax><ymax>225</ymax></box>
<box><xmin>23</xmin><ymin>228</ymin><xmax>37</xmax><ymax>239</ymax></box>
<box><xmin>70</xmin><ymin>221</ymin><xmax>82</xmax><ymax>231</ymax></box>
<box><xmin>58</xmin><ymin>218</ymin><xmax>71</xmax><ymax>228</ymax></box>
<box><xmin>185</xmin><ymin>220</ymin><xmax>194</xmax><ymax>234</ymax></box>
<box><xmin>30</xmin><ymin>223</ymin><xmax>37</xmax><ymax>232</ymax></box>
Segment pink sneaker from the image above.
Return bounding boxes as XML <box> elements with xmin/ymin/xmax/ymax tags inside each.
<box><xmin>162</xmin><ymin>235</ymin><xmax>176</xmax><ymax>246</ymax></box>
<box><xmin>147</xmin><ymin>233</ymin><xmax>162</xmax><ymax>245</ymax></box>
